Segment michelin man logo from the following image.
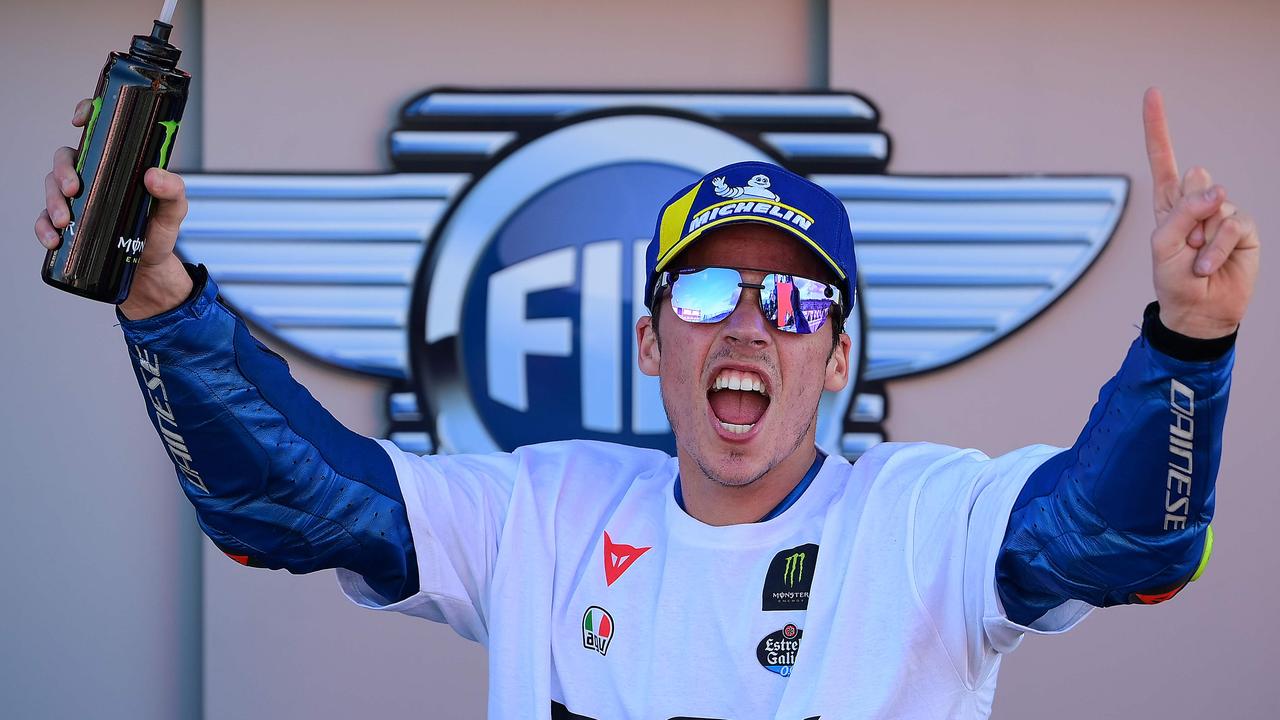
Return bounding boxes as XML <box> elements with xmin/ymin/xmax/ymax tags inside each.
<box><xmin>713</xmin><ymin>174</ymin><xmax>780</xmax><ymax>201</ymax></box>
<box><xmin>174</xmin><ymin>89</ymin><xmax>1128</xmax><ymax>458</ymax></box>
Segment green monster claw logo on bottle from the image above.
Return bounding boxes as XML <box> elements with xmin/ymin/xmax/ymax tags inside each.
<box><xmin>70</xmin><ymin>101</ymin><xmax>179</xmax><ymax>174</ymax></box>
<box><xmin>157</xmin><ymin>120</ymin><xmax>181</xmax><ymax>169</ymax></box>
<box><xmin>75</xmin><ymin>97</ymin><xmax>104</xmax><ymax>175</ymax></box>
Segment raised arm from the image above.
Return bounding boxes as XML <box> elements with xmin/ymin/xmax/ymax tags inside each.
<box><xmin>36</xmin><ymin>100</ymin><xmax>418</xmax><ymax>603</ymax></box>
<box><xmin>995</xmin><ymin>88</ymin><xmax>1260</xmax><ymax>626</ymax></box>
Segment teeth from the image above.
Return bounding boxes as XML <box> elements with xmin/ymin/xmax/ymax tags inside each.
<box><xmin>710</xmin><ymin>369</ymin><xmax>768</xmax><ymax>396</ymax></box>
<box><xmin>719</xmin><ymin>421</ymin><xmax>755</xmax><ymax>434</ymax></box>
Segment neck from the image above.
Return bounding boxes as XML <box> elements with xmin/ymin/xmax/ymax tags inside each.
<box><xmin>677</xmin><ymin>441</ymin><xmax>818</xmax><ymax>526</ymax></box>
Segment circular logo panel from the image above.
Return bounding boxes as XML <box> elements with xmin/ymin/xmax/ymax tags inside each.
<box><xmin>412</xmin><ymin>113</ymin><xmax>861</xmax><ymax>454</ymax></box>
<box><xmin>460</xmin><ymin>161</ymin><xmax>694</xmax><ymax>451</ymax></box>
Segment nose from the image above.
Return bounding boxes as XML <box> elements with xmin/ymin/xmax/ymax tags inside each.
<box><xmin>721</xmin><ymin>285</ymin><xmax>772</xmax><ymax>349</ymax></box>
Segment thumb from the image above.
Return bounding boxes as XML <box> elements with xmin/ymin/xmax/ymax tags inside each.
<box><xmin>1155</xmin><ymin>185</ymin><xmax>1226</xmax><ymax>250</ymax></box>
<box><xmin>143</xmin><ymin>167</ymin><xmax>188</xmax><ymax>253</ymax></box>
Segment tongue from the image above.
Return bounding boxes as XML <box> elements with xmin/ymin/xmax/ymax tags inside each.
<box><xmin>709</xmin><ymin>390</ymin><xmax>769</xmax><ymax>425</ymax></box>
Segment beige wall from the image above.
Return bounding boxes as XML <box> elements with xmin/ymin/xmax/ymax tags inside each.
<box><xmin>0</xmin><ymin>2</ymin><xmax>203</xmax><ymax>718</ymax></box>
<box><xmin>833</xmin><ymin>1</ymin><xmax>1278</xmax><ymax>716</ymax></box>
<box><xmin>3</xmin><ymin>0</ymin><xmax>1276</xmax><ymax>717</ymax></box>
<box><xmin>201</xmin><ymin>0</ymin><xmax>811</xmax><ymax>172</ymax></box>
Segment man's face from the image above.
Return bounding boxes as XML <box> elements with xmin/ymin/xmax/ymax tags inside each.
<box><xmin>636</xmin><ymin>224</ymin><xmax>851</xmax><ymax>487</ymax></box>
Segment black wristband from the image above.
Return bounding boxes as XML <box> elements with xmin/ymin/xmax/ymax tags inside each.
<box><xmin>1142</xmin><ymin>302</ymin><xmax>1237</xmax><ymax>362</ymax></box>
<box><xmin>181</xmin><ymin>263</ymin><xmax>209</xmax><ymax>305</ymax></box>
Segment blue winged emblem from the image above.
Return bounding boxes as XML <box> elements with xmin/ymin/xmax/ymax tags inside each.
<box><xmin>177</xmin><ymin>90</ymin><xmax>1127</xmax><ymax>456</ymax></box>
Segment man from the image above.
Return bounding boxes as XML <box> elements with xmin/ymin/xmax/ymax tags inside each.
<box><xmin>34</xmin><ymin>88</ymin><xmax>1259</xmax><ymax>718</ymax></box>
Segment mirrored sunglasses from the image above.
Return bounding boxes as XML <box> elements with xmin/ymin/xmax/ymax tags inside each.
<box><xmin>656</xmin><ymin>266</ymin><xmax>841</xmax><ymax>335</ymax></box>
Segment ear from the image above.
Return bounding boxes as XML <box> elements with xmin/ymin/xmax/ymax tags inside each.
<box><xmin>824</xmin><ymin>332</ymin><xmax>852</xmax><ymax>392</ymax></box>
<box><xmin>636</xmin><ymin>316</ymin><xmax>660</xmax><ymax>376</ymax></box>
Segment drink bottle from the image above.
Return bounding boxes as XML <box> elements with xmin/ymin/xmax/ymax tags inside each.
<box><xmin>42</xmin><ymin>2</ymin><xmax>190</xmax><ymax>304</ymax></box>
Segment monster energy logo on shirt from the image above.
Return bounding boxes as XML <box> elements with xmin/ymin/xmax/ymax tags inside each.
<box><xmin>784</xmin><ymin>551</ymin><xmax>806</xmax><ymax>587</ymax></box>
<box><xmin>762</xmin><ymin>543</ymin><xmax>819</xmax><ymax>611</ymax></box>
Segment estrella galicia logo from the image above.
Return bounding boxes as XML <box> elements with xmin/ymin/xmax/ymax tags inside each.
<box><xmin>763</xmin><ymin>543</ymin><xmax>819</xmax><ymax>611</ymax></box>
<box><xmin>582</xmin><ymin>606</ymin><xmax>614</xmax><ymax>656</ymax></box>
<box><xmin>757</xmin><ymin>623</ymin><xmax>803</xmax><ymax>676</ymax></box>
<box><xmin>175</xmin><ymin>89</ymin><xmax>1128</xmax><ymax>458</ymax></box>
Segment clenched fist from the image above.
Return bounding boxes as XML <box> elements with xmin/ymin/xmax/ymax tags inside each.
<box><xmin>36</xmin><ymin>98</ymin><xmax>193</xmax><ymax>320</ymax></box>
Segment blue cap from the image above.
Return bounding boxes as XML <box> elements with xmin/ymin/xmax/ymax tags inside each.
<box><xmin>643</xmin><ymin>160</ymin><xmax>857</xmax><ymax>318</ymax></box>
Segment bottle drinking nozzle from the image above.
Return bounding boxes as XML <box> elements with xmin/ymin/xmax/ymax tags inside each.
<box><xmin>159</xmin><ymin>0</ymin><xmax>178</xmax><ymax>25</ymax></box>
<box><xmin>149</xmin><ymin>0</ymin><xmax>178</xmax><ymax>44</ymax></box>
<box><xmin>41</xmin><ymin>0</ymin><xmax>191</xmax><ymax>304</ymax></box>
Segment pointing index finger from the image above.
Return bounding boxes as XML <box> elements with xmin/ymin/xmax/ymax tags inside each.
<box><xmin>1144</xmin><ymin>87</ymin><xmax>1180</xmax><ymax>210</ymax></box>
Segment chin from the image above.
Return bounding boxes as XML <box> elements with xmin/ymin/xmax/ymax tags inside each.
<box><xmin>696</xmin><ymin>410</ymin><xmax>818</xmax><ymax>488</ymax></box>
<box><xmin>694</xmin><ymin>444</ymin><xmax>775</xmax><ymax>488</ymax></box>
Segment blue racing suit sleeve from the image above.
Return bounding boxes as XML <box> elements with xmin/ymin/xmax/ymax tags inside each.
<box><xmin>118</xmin><ymin>264</ymin><xmax>418</xmax><ymax>603</ymax></box>
<box><xmin>996</xmin><ymin>303</ymin><xmax>1234</xmax><ymax>627</ymax></box>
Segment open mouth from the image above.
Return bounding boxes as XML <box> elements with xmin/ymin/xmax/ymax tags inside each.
<box><xmin>707</xmin><ymin>368</ymin><xmax>771</xmax><ymax>435</ymax></box>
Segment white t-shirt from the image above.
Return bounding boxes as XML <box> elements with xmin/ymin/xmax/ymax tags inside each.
<box><xmin>339</xmin><ymin>440</ymin><xmax>1091</xmax><ymax>719</ymax></box>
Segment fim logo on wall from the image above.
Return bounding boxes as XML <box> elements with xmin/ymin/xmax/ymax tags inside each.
<box><xmin>176</xmin><ymin>89</ymin><xmax>1127</xmax><ymax>458</ymax></box>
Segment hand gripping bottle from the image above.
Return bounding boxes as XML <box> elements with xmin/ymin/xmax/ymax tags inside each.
<box><xmin>42</xmin><ymin>0</ymin><xmax>191</xmax><ymax>304</ymax></box>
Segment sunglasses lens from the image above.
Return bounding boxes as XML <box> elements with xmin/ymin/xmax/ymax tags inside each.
<box><xmin>670</xmin><ymin>267</ymin><xmax>741</xmax><ymax>323</ymax></box>
<box><xmin>762</xmin><ymin>274</ymin><xmax>835</xmax><ymax>334</ymax></box>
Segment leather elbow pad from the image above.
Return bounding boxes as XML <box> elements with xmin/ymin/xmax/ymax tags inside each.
<box><xmin>119</xmin><ymin>265</ymin><xmax>418</xmax><ymax>603</ymax></box>
<box><xmin>997</xmin><ymin>330</ymin><xmax>1232</xmax><ymax>626</ymax></box>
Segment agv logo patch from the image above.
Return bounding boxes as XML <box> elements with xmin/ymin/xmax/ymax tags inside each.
<box><xmin>582</xmin><ymin>606</ymin><xmax>614</xmax><ymax>656</ymax></box>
